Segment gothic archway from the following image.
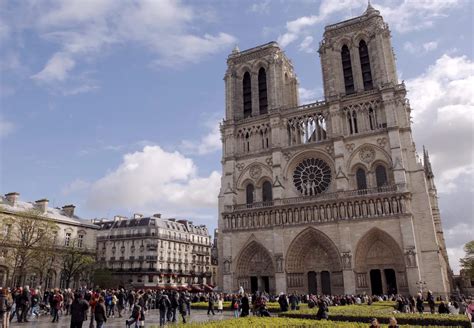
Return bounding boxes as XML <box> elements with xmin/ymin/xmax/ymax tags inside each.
<box><xmin>286</xmin><ymin>228</ymin><xmax>344</xmax><ymax>295</ymax></box>
<box><xmin>235</xmin><ymin>241</ymin><xmax>275</xmax><ymax>294</ymax></box>
<box><xmin>354</xmin><ymin>228</ymin><xmax>408</xmax><ymax>295</ymax></box>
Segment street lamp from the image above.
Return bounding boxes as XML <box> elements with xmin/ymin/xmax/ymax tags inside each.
<box><xmin>416</xmin><ymin>280</ymin><xmax>427</xmax><ymax>294</ymax></box>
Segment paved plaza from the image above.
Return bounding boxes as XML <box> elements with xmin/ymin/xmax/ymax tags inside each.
<box><xmin>10</xmin><ymin>309</ymin><xmax>232</xmax><ymax>328</ymax></box>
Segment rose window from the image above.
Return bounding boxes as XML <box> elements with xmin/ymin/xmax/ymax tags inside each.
<box><xmin>293</xmin><ymin>158</ymin><xmax>331</xmax><ymax>195</ymax></box>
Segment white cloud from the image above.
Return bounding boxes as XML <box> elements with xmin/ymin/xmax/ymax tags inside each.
<box><xmin>278</xmin><ymin>0</ymin><xmax>462</xmax><ymax>48</ymax></box>
<box><xmin>445</xmin><ymin>223</ymin><xmax>473</xmax><ymax>273</ymax></box>
<box><xmin>86</xmin><ymin>146</ymin><xmax>221</xmax><ymax>212</ymax></box>
<box><xmin>180</xmin><ymin>117</ymin><xmax>221</xmax><ymax>155</ymax></box>
<box><xmin>403</xmin><ymin>41</ymin><xmax>438</xmax><ymax>55</ymax></box>
<box><xmin>407</xmin><ymin>54</ymin><xmax>474</xmax><ymax>194</ymax></box>
<box><xmin>249</xmin><ymin>0</ymin><xmax>271</xmax><ymax>14</ymax></box>
<box><xmin>31</xmin><ymin>52</ymin><xmax>75</xmax><ymax>83</ymax></box>
<box><xmin>62</xmin><ymin>179</ymin><xmax>90</xmax><ymax>195</ymax></box>
<box><xmin>25</xmin><ymin>0</ymin><xmax>236</xmax><ymax>88</ymax></box>
<box><xmin>0</xmin><ymin>116</ymin><xmax>15</xmax><ymax>138</ymax></box>
<box><xmin>299</xmin><ymin>87</ymin><xmax>323</xmax><ymax>104</ymax></box>
<box><xmin>298</xmin><ymin>36</ymin><xmax>314</xmax><ymax>53</ymax></box>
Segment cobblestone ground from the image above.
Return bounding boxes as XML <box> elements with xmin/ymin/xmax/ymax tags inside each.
<box><xmin>9</xmin><ymin>309</ymin><xmax>233</xmax><ymax>328</ymax></box>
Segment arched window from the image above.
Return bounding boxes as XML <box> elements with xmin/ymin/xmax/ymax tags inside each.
<box><xmin>359</xmin><ymin>40</ymin><xmax>373</xmax><ymax>90</ymax></box>
<box><xmin>348</xmin><ymin>110</ymin><xmax>358</xmax><ymax>134</ymax></box>
<box><xmin>368</xmin><ymin>108</ymin><xmax>376</xmax><ymax>130</ymax></box>
<box><xmin>258</xmin><ymin>67</ymin><xmax>268</xmax><ymax>115</ymax></box>
<box><xmin>341</xmin><ymin>45</ymin><xmax>354</xmax><ymax>94</ymax></box>
<box><xmin>356</xmin><ymin>168</ymin><xmax>367</xmax><ymax>190</ymax></box>
<box><xmin>375</xmin><ymin>165</ymin><xmax>388</xmax><ymax>187</ymax></box>
<box><xmin>246</xmin><ymin>184</ymin><xmax>255</xmax><ymax>205</ymax></box>
<box><xmin>262</xmin><ymin>181</ymin><xmax>273</xmax><ymax>203</ymax></box>
<box><xmin>243</xmin><ymin>72</ymin><xmax>252</xmax><ymax>118</ymax></box>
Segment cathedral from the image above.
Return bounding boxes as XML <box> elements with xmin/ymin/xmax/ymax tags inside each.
<box><xmin>217</xmin><ymin>4</ymin><xmax>452</xmax><ymax>297</ymax></box>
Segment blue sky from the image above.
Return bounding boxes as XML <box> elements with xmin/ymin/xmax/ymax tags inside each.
<box><xmin>0</xmin><ymin>0</ymin><xmax>473</xmax><ymax>273</ymax></box>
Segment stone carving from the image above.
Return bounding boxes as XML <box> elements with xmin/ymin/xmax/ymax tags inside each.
<box><xmin>223</xmin><ymin>257</ymin><xmax>232</xmax><ymax>274</ymax></box>
<box><xmin>249</xmin><ymin>165</ymin><xmax>262</xmax><ymax>179</ymax></box>
<box><xmin>283</xmin><ymin>151</ymin><xmax>292</xmax><ymax>161</ymax></box>
<box><xmin>377</xmin><ymin>138</ymin><xmax>387</xmax><ymax>148</ymax></box>
<box><xmin>275</xmin><ymin>254</ymin><xmax>284</xmax><ymax>273</ymax></box>
<box><xmin>359</xmin><ymin>146</ymin><xmax>376</xmax><ymax>164</ymax></box>
<box><xmin>336</xmin><ymin>166</ymin><xmax>348</xmax><ymax>180</ymax></box>
<box><xmin>236</xmin><ymin>163</ymin><xmax>245</xmax><ymax>171</ymax></box>
<box><xmin>405</xmin><ymin>247</ymin><xmax>417</xmax><ymax>267</ymax></box>
<box><xmin>345</xmin><ymin>143</ymin><xmax>355</xmax><ymax>153</ymax></box>
<box><xmin>357</xmin><ymin>273</ymin><xmax>368</xmax><ymax>288</ymax></box>
<box><xmin>265</xmin><ymin>157</ymin><xmax>273</xmax><ymax>166</ymax></box>
<box><xmin>341</xmin><ymin>252</ymin><xmax>352</xmax><ymax>269</ymax></box>
<box><xmin>273</xmin><ymin>175</ymin><xmax>283</xmax><ymax>188</ymax></box>
<box><xmin>325</xmin><ymin>145</ymin><xmax>334</xmax><ymax>157</ymax></box>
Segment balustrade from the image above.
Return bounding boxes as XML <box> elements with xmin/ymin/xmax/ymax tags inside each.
<box><xmin>222</xmin><ymin>185</ymin><xmax>408</xmax><ymax>231</ymax></box>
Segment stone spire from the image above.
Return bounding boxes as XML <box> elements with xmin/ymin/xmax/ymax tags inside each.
<box><xmin>423</xmin><ymin>146</ymin><xmax>434</xmax><ymax>179</ymax></box>
<box><xmin>364</xmin><ymin>0</ymin><xmax>379</xmax><ymax>15</ymax></box>
<box><xmin>232</xmin><ymin>44</ymin><xmax>240</xmax><ymax>54</ymax></box>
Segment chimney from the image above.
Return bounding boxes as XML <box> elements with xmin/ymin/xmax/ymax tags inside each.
<box><xmin>5</xmin><ymin>192</ymin><xmax>19</xmax><ymax>206</ymax></box>
<box><xmin>153</xmin><ymin>213</ymin><xmax>161</xmax><ymax>218</ymax></box>
<box><xmin>62</xmin><ymin>204</ymin><xmax>75</xmax><ymax>217</ymax></box>
<box><xmin>133</xmin><ymin>213</ymin><xmax>143</xmax><ymax>219</ymax></box>
<box><xmin>35</xmin><ymin>199</ymin><xmax>49</xmax><ymax>214</ymax></box>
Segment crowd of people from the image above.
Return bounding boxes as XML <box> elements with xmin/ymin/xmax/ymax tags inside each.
<box><xmin>1</xmin><ymin>285</ymin><xmax>474</xmax><ymax>327</ymax></box>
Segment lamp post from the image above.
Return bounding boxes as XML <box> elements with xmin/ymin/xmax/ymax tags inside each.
<box><xmin>416</xmin><ymin>280</ymin><xmax>427</xmax><ymax>294</ymax></box>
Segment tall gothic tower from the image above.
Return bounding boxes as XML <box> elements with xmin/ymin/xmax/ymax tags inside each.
<box><xmin>218</xmin><ymin>4</ymin><xmax>451</xmax><ymax>296</ymax></box>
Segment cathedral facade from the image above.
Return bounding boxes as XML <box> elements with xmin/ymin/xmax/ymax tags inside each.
<box><xmin>217</xmin><ymin>5</ymin><xmax>452</xmax><ymax>297</ymax></box>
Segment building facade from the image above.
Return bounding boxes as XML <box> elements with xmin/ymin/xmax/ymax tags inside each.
<box><xmin>218</xmin><ymin>5</ymin><xmax>452</xmax><ymax>296</ymax></box>
<box><xmin>0</xmin><ymin>192</ymin><xmax>98</xmax><ymax>288</ymax></box>
<box><xmin>95</xmin><ymin>214</ymin><xmax>212</xmax><ymax>288</ymax></box>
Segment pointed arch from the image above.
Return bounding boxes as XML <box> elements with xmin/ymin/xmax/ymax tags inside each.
<box><xmin>286</xmin><ymin>227</ymin><xmax>342</xmax><ymax>273</ymax></box>
<box><xmin>243</xmin><ymin>72</ymin><xmax>252</xmax><ymax>118</ymax></box>
<box><xmin>258</xmin><ymin>67</ymin><xmax>268</xmax><ymax>114</ymax></box>
<box><xmin>354</xmin><ymin>227</ymin><xmax>405</xmax><ymax>272</ymax></box>
<box><xmin>341</xmin><ymin>45</ymin><xmax>354</xmax><ymax>94</ymax></box>
<box><xmin>358</xmin><ymin>40</ymin><xmax>373</xmax><ymax>90</ymax></box>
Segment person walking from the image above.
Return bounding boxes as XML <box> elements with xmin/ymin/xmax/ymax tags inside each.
<box><xmin>157</xmin><ymin>293</ymin><xmax>170</xmax><ymax>327</ymax></box>
<box><xmin>1</xmin><ymin>287</ymin><xmax>12</xmax><ymax>328</ymax></box>
<box><xmin>240</xmin><ymin>294</ymin><xmax>249</xmax><ymax>317</ymax></box>
<box><xmin>125</xmin><ymin>303</ymin><xmax>141</xmax><ymax>328</ymax></box>
<box><xmin>94</xmin><ymin>297</ymin><xmax>107</xmax><ymax>328</ymax></box>
<box><xmin>207</xmin><ymin>293</ymin><xmax>215</xmax><ymax>315</ymax></box>
<box><xmin>217</xmin><ymin>294</ymin><xmax>224</xmax><ymax>314</ymax></box>
<box><xmin>178</xmin><ymin>293</ymin><xmax>187</xmax><ymax>324</ymax></box>
<box><xmin>70</xmin><ymin>293</ymin><xmax>89</xmax><ymax>328</ymax></box>
<box><xmin>316</xmin><ymin>299</ymin><xmax>329</xmax><ymax>320</ymax></box>
<box><xmin>278</xmin><ymin>292</ymin><xmax>289</xmax><ymax>312</ymax></box>
<box><xmin>51</xmin><ymin>289</ymin><xmax>63</xmax><ymax>323</ymax></box>
<box><xmin>427</xmin><ymin>291</ymin><xmax>435</xmax><ymax>314</ymax></box>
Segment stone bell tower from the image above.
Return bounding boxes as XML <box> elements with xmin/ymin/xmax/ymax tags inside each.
<box><xmin>224</xmin><ymin>42</ymin><xmax>299</xmax><ymax>121</ymax></box>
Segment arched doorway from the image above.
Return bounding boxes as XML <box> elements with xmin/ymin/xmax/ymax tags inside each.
<box><xmin>235</xmin><ymin>241</ymin><xmax>275</xmax><ymax>294</ymax></box>
<box><xmin>286</xmin><ymin>228</ymin><xmax>343</xmax><ymax>295</ymax></box>
<box><xmin>354</xmin><ymin>228</ymin><xmax>407</xmax><ymax>295</ymax></box>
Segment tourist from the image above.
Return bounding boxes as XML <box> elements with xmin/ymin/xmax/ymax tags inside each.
<box><xmin>70</xmin><ymin>292</ymin><xmax>89</xmax><ymax>328</ymax></box>
<box><xmin>388</xmin><ymin>317</ymin><xmax>399</xmax><ymax>328</ymax></box>
<box><xmin>217</xmin><ymin>294</ymin><xmax>224</xmax><ymax>314</ymax></box>
<box><xmin>231</xmin><ymin>295</ymin><xmax>240</xmax><ymax>318</ymax></box>
<box><xmin>125</xmin><ymin>302</ymin><xmax>141</xmax><ymax>328</ymax></box>
<box><xmin>316</xmin><ymin>299</ymin><xmax>328</xmax><ymax>320</ymax></box>
<box><xmin>117</xmin><ymin>289</ymin><xmax>125</xmax><ymax>318</ymax></box>
<box><xmin>427</xmin><ymin>290</ymin><xmax>435</xmax><ymax>314</ymax></box>
<box><xmin>1</xmin><ymin>287</ymin><xmax>12</xmax><ymax>328</ymax></box>
<box><xmin>30</xmin><ymin>289</ymin><xmax>40</xmax><ymax>318</ymax></box>
<box><xmin>178</xmin><ymin>293</ymin><xmax>187</xmax><ymax>324</ymax></box>
<box><xmin>241</xmin><ymin>293</ymin><xmax>250</xmax><ymax>317</ymax></box>
<box><xmin>157</xmin><ymin>293</ymin><xmax>170</xmax><ymax>327</ymax></box>
<box><xmin>94</xmin><ymin>297</ymin><xmax>107</xmax><ymax>328</ymax></box>
<box><xmin>438</xmin><ymin>301</ymin><xmax>449</xmax><ymax>314</ymax></box>
<box><xmin>416</xmin><ymin>293</ymin><xmax>424</xmax><ymax>313</ymax></box>
<box><xmin>369</xmin><ymin>318</ymin><xmax>381</xmax><ymax>328</ymax></box>
<box><xmin>466</xmin><ymin>299</ymin><xmax>474</xmax><ymax>323</ymax></box>
<box><xmin>278</xmin><ymin>292</ymin><xmax>289</xmax><ymax>312</ymax></box>
<box><xmin>207</xmin><ymin>292</ymin><xmax>215</xmax><ymax>315</ymax></box>
<box><xmin>51</xmin><ymin>289</ymin><xmax>63</xmax><ymax>323</ymax></box>
<box><xmin>448</xmin><ymin>301</ymin><xmax>460</xmax><ymax>314</ymax></box>
<box><xmin>89</xmin><ymin>292</ymin><xmax>98</xmax><ymax>328</ymax></box>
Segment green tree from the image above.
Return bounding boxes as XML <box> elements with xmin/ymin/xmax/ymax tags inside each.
<box><xmin>460</xmin><ymin>240</ymin><xmax>474</xmax><ymax>279</ymax></box>
<box><xmin>61</xmin><ymin>239</ymin><xmax>95</xmax><ymax>288</ymax></box>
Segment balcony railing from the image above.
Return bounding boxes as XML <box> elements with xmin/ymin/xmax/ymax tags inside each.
<box><xmin>222</xmin><ymin>184</ymin><xmax>409</xmax><ymax>232</ymax></box>
<box><xmin>226</xmin><ymin>184</ymin><xmax>406</xmax><ymax>212</ymax></box>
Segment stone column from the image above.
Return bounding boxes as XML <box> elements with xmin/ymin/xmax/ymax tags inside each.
<box><xmin>251</xmin><ymin>72</ymin><xmax>259</xmax><ymax>117</ymax></box>
<box><xmin>316</xmin><ymin>272</ymin><xmax>322</xmax><ymax>295</ymax></box>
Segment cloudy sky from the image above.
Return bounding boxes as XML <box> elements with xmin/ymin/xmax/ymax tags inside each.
<box><xmin>0</xmin><ymin>0</ymin><xmax>472</xmax><ymax>273</ymax></box>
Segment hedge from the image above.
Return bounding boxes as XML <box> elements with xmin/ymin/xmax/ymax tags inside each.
<box><xmin>279</xmin><ymin>304</ymin><xmax>470</xmax><ymax>328</ymax></box>
<box><xmin>191</xmin><ymin>301</ymin><xmax>308</xmax><ymax>312</ymax></box>
<box><xmin>151</xmin><ymin>317</ymin><xmax>465</xmax><ymax>328</ymax></box>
